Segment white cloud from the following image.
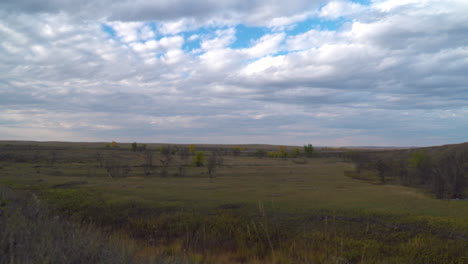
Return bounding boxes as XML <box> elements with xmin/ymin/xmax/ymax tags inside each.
<box><xmin>200</xmin><ymin>28</ymin><xmax>236</xmax><ymax>50</ymax></box>
<box><xmin>1</xmin><ymin>0</ymin><xmax>468</xmax><ymax>146</ymax></box>
<box><xmin>109</xmin><ymin>21</ymin><xmax>143</xmax><ymax>43</ymax></box>
<box><xmin>319</xmin><ymin>0</ymin><xmax>366</xmax><ymax>19</ymax></box>
<box><xmin>242</xmin><ymin>33</ymin><xmax>285</xmax><ymax>57</ymax></box>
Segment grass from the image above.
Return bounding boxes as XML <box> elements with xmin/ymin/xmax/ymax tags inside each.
<box><xmin>0</xmin><ymin>185</ymin><xmax>137</xmax><ymax>264</ymax></box>
<box><xmin>0</xmin><ymin>142</ymin><xmax>467</xmax><ymax>263</ymax></box>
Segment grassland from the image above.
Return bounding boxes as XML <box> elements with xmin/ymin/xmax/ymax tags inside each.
<box><xmin>0</xmin><ymin>141</ymin><xmax>467</xmax><ymax>263</ymax></box>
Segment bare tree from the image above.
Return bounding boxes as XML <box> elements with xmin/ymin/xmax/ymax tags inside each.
<box><xmin>95</xmin><ymin>151</ymin><xmax>104</xmax><ymax>168</ymax></box>
<box><xmin>375</xmin><ymin>159</ymin><xmax>387</xmax><ymax>183</ymax></box>
<box><xmin>33</xmin><ymin>150</ymin><xmax>42</xmax><ymax>163</ymax></box>
<box><xmin>159</xmin><ymin>145</ymin><xmax>173</xmax><ymax>177</ymax></box>
<box><xmin>432</xmin><ymin>151</ymin><xmax>467</xmax><ymax>199</ymax></box>
<box><xmin>177</xmin><ymin>147</ymin><xmax>190</xmax><ymax>177</ymax></box>
<box><xmin>207</xmin><ymin>151</ymin><xmax>224</xmax><ymax>178</ymax></box>
<box><xmin>49</xmin><ymin>151</ymin><xmax>58</xmax><ymax>166</ymax></box>
<box><xmin>143</xmin><ymin>150</ymin><xmax>153</xmax><ymax>176</ymax></box>
<box><xmin>104</xmin><ymin>154</ymin><xmax>131</xmax><ymax>178</ymax></box>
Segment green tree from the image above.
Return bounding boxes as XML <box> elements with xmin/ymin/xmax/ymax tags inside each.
<box><xmin>110</xmin><ymin>141</ymin><xmax>119</xmax><ymax>148</ymax></box>
<box><xmin>303</xmin><ymin>144</ymin><xmax>316</xmax><ymax>157</ymax></box>
<box><xmin>292</xmin><ymin>147</ymin><xmax>301</xmax><ymax>158</ymax></box>
<box><xmin>193</xmin><ymin>152</ymin><xmax>204</xmax><ymax>167</ymax></box>
<box><xmin>278</xmin><ymin>146</ymin><xmax>288</xmax><ymax>158</ymax></box>
<box><xmin>256</xmin><ymin>149</ymin><xmax>266</xmax><ymax>158</ymax></box>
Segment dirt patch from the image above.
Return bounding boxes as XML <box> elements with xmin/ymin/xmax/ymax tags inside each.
<box><xmin>128</xmin><ymin>177</ymin><xmax>145</xmax><ymax>180</ymax></box>
<box><xmin>52</xmin><ymin>181</ymin><xmax>88</xmax><ymax>189</ymax></box>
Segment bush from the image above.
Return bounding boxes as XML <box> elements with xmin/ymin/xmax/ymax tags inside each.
<box><xmin>0</xmin><ymin>186</ymin><xmax>136</xmax><ymax>264</ymax></box>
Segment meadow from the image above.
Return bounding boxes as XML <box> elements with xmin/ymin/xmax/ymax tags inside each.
<box><xmin>0</xmin><ymin>141</ymin><xmax>467</xmax><ymax>263</ymax></box>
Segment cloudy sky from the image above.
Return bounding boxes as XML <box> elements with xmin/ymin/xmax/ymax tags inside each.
<box><xmin>1</xmin><ymin>0</ymin><xmax>467</xmax><ymax>146</ymax></box>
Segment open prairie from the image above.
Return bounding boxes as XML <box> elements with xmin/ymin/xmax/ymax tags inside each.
<box><xmin>1</xmin><ymin>141</ymin><xmax>467</xmax><ymax>263</ymax></box>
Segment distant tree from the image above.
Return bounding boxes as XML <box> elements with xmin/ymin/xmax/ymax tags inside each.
<box><xmin>256</xmin><ymin>149</ymin><xmax>266</xmax><ymax>158</ymax></box>
<box><xmin>110</xmin><ymin>141</ymin><xmax>119</xmax><ymax>148</ymax></box>
<box><xmin>218</xmin><ymin>147</ymin><xmax>229</xmax><ymax>156</ymax></box>
<box><xmin>159</xmin><ymin>145</ymin><xmax>173</xmax><ymax>177</ymax></box>
<box><xmin>207</xmin><ymin>151</ymin><xmax>224</xmax><ymax>178</ymax></box>
<box><xmin>394</xmin><ymin>159</ymin><xmax>409</xmax><ymax>184</ymax></box>
<box><xmin>408</xmin><ymin>151</ymin><xmax>432</xmax><ymax>184</ymax></box>
<box><xmin>104</xmin><ymin>153</ymin><xmax>131</xmax><ymax>178</ymax></box>
<box><xmin>143</xmin><ymin>150</ymin><xmax>153</xmax><ymax>176</ymax></box>
<box><xmin>303</xmin><ymin>144</ymin><xmax>316</xmax><ymax>157</ymax></box>
<box><xmin>278</xmin><ymin>146</ymin><xmax>288</xmax><ymax>158</ymax></box>
<box><xmin>95</xmin><ymin>151</ymin><xmax>104</xmax><ymax>168</ymax></box>
<box><xmin>267</xmin><ymin>151</ymin><xmax>280</xmax><ymax>158</ymax></box>
<box><xmin>49</xmin><ymin>151</ymin><xmax>58</xmax><ymax>165</ymax></box>
<box><xmin>177</xmin><ymin>147</ymin><xmax>190</xmax><ymax>177</ymax></box>
<box><xmin>33</xmin><ymin>150</ymin><xmax>42</xmax><ymax>162</ymax></box>
<box><xmin>231</xmin><ymin>146</ymin><xmax>242</xmax><ymax>156</ymax></box>
<box><xmin>193</xmin><ymin>151</ymin><xmax>204</xmax><ymax>167</ymax></box>
<box><xmin>292</xmin><ymin>147</ymin><xmax>301</xmax><ymax>158</ymax></box>
<box><xmin>131</xmin><ymin>142</ymin><xmax>138</xmax><ymax>152</ymax></box>
<box><xmin>140</xmin><ymin>144</ymin><xmax>147</xmax><ymax>151</ymax></box>
<box><xmin>188</xmin><ymin>144</ymin><xmax>196</xmax><ymax>154</ymax></box>
<box><xmin>431</xmin><ymin>151</ymin><xmax>467</xmax><ymax>199</ymax></box>
<box><xmin>346</xmin><ymin>151</ymin><xmax>366</xmax><ymax>174</ymax></box>
<box><xmin>375</xmin><ymin>159</ymin><xmax>387</xmax><ymax>183</ymax></box>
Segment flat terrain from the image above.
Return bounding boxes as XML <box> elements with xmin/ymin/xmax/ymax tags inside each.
<box><xmin>0</xmin><ymin>142</ymin><xmax>467</xmax><ymax>263</ymax></box>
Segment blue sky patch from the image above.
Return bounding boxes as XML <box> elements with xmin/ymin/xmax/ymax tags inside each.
<box><xmin>288</xmin><ymin>18</ymin><xmax>347</xmax><ymax>35</ymax></box>
<box><xmin>231</xmin><ymin>25</ymin><xmax>269</xmax><ymax>49</ymax></box>
<box><xmin>101</xmin><ymin>24</ymin><xmax>116</xmax><ymax>38</ymax></box>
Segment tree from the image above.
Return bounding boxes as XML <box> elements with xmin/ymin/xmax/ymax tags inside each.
<box><xmin>394</xmin><ymin>159</ymin><xmax>409</xmax><ymax>184</ymax></box>
<box><xmin>131</xmin><ymin>142</ymin><xmax>138</xmax><ymax>152</ymax></box>
<box><xmin>49</xmin><ymin>151</ymin><xmax>58</xmax><ymax>165</ymax></box>
<box><xmin>207</xmin><ymin>151</ymin><xmax>224</xmax><ymax>178</ymax></box>
<box><xmin>143</xmin><ymin>150</ymin><xmax>153</xmax><ymax>176</ymax></box>
<box><xmin>95</xmin><ymin>151</ymin><xmax>104</xmax><ymax>168</ymax></box>
<box><xmin>104</xmin><ymin>153</ymin><xmax>131</xmax><ymax>178</ymax></box>
<box><xmin>278</xmin><ymin>146</ymin><xmax>288</xmax><ymax>158</ymax></box>
<box><xmin>188</xmin><ymin>144</ymin><xmax>196</xmax><ymax>154</ymax></box>
<box><xmin>408</xmin><ymin>151</ymin><xmax>431</xmax><ymax>184</ymax></box>
<box><xmin>431</xmin><ymin>151</ymin><xmax>467</xmax><ymax>199</ymax></box>
<box><xmin>177</xmin><ymin>146</ymin><xmax>190</xmax><ymax>177</ymax></box>
<box><xmin>231</xmin><ymin>146</ymin><xmax>242</xmax><ymax>156</ymax></box>
<box><xmin>303</xmin><ymin>144</ymin><xmax>316</xmax><ymax>157</ymax></box>
<box><xmin>375</xmin><ymin>159</ymin><xmax>387</xmax><ymax>183</ymax></box>
<box><xmin>291</xmin><ymin>147</ymin><xmax>301</xmax><ymax>158</ymax></box>
<box><xmin>256</xmin><ymin>149</ymin><xmax>266</xmax><ymax>158</ymax></box>
<box><xmin>159</xmin><ymin>145</ymin><xmax>173</xmax><ymax>177</ymax></box>
<box><xmin>346</xmin><ymin>151</ymin><xmax>367</xmax><ymax>174</ymax></box>
<box><xmin>193</xmin><ymin>151</ymin><xmax>204</xmax><ymax>167</ymax></box>
<box><xmin>110</xmin><ymin>141</ymin><xmax>119</xmax><ymax>148</ymax></box>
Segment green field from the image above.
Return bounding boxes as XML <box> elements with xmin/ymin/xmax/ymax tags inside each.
<box><xmin>1</xmin><ymin>142</ymin><xmax>467</xmax><ymax>263</ymax></box>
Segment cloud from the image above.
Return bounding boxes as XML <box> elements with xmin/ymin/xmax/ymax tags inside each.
<box><xmin>1</xmin><ymin>0</ymin><xmax>468</xmax><ymax>146</ymax></box>
<box><xmin>319</xmin><ymin>1</ymin><xmax>367</xmax><ymax>19</ymax></box>
<box><xmin>0</xmin><ymin>0</ymin><xmax>327</xmax><ymax>28</ymax></box>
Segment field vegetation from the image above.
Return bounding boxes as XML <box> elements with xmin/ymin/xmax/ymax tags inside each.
<box><xmin>0</xmin><ymin>141</ymin><xmax>467</xmax><ymax>263</ymax></box>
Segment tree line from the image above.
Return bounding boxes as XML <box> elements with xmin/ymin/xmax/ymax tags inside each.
<box><xmin>345</xmin><ymin>149</ymin><xmax>467</xmax><ymax>199</ymax></box>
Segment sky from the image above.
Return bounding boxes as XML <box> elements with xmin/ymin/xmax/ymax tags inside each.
<box><xmin>1</xmin><ymin>0</ymin><xmax>467</xmax><ymax>147</ymax></box>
